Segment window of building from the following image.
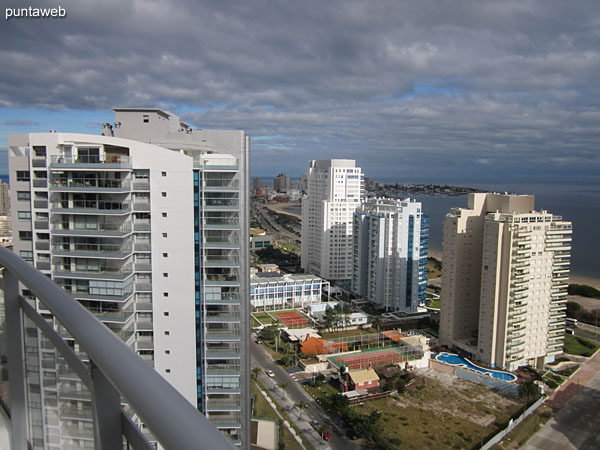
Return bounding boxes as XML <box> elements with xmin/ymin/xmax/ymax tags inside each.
<box><xmin>165</xmin><ymin>350</ymin><xmax>170</xmax><ymax>355</ymax></box>
<box><xmin>16</xmin><ymin>171</ymin><xmax>30</xmax><ymax>182</ymax></box>
<box><xmin>161</xmin><ymin>192</ymin><xmax>167</xmax><ymax>197</ymax></box>
<box><xmin>18</xmin><ymin>211</ymin><xmax>31</xmax><ymax>220</ymax></box>
<box><xmin>163</xmin><ymin>273</ymin><xmax>168</xmax><ymax>278</ymax></box>
<box><xmin>161</xmin><ymin>171</ymin><xmax>167</xmax><ymax>177</ymax></box>
<box><xmin>164</xmin><ymin>312</ymin><xmax>169</xmax><ymax>316</ymax></box>
<box><xmin>164</xmin><ymin>330</ymin><xmax>170</xmax><ymax>335</ymax></box>
<box><xmin>162</xmin><ymin>253</ymin><xmax>168</xmax><ymax>258</ymax></box>
<box><xmin>143</xmin><ymin>115</ymin><xmax>149</xmax><ymax>123</ymax></box>
<box><xmin>162</xmin><ymin>212</ymin><xmax>167</xmax><ymax>218</ymax></box>
<box><xmin>162</xmin><ymin>233</ymin><xmax>167</xmax><ymax>238</ymax></box>
<box><xmin>163</xmin><ymin>292</ymin><xmax>168</xmax><ymax>297</ymax></box>
<box><xmin>19</xmin><ymin>231</ymin><xmax>32</xmax><ymax>241</ymax></box>
<box><xmin>165</xmin><ymin>368</ymin><xmax>171</xmax><ymax>373</ymax></box>
<box><xmin>20</xmin><ymin>251</ymin><xmax>33</xmax><ymax>260</ymax></box>
<box><xmin>17</xmin><ymin>191</ymin><xmax>31</xmax><ymax>201</ymax></box>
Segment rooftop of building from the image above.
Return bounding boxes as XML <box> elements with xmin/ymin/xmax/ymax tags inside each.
<box><xmin>348</xmin><ymin>368</ymin><xmax>380</xmax><ymax>384</ymax></box>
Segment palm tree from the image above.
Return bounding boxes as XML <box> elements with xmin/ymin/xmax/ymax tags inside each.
<box><xmin>295</xmin><ymin>401</ymin><xmax>307</xmax><ymax>420</ymax></box>
<box><xmin>278</xmin><ymin>381</ymin><xmax>288</xmax><ymax>398</ymax></box>
<box><xmin>251</xmin><ymin>366</ymin><xmax>261</xmax><ymax>381</ymax></box>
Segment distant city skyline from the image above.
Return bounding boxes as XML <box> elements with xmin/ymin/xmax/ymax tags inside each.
<box><xmin>2</xmin><ymin>1</ymin><xmax>600</xmax><ymax>182</ymax></box>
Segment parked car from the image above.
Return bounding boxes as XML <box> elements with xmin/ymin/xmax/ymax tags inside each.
<box><xmin>310</xmin><ymin>420</ymin><xmax>320</xmax><ymax>429</ymax></box>
<box><xmin>266</xmin><ymin>370</ymin><xmax>275</xmax><ymax>378</ymax></box>
<box><xmin>321</xmin><ymin>430</ymin><xmax>332</xmax><ymax>441</ymax></box>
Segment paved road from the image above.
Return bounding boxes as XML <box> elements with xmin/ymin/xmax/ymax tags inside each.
<box><xmin>252</xmin><ymin>203</ymin><xmax>301</xmax><ymax>245</ymax></box>
<box><xmin>523</xmin><ymin>350</ymin><xmax>600</xmax><ymax>450</ymax></box>
<box><xmin>573</xmin><ymin>322</ymin><xmax>600</xmax><ymax>342</ymax></box>
<box><xmin>251</xmin><ymin>338</ymin><xmax>360</xmax><ymax>450</ymax></box>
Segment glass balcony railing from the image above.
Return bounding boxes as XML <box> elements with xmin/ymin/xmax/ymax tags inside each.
<box><xmin>50</xmin><ymin>155</ymin><xmax>132</xmax><ymax>167</ymax></box>
<box><xmin>0</xmin><ymin>246</ymin><xmax>235</xmax><ymax>449</ymax></box>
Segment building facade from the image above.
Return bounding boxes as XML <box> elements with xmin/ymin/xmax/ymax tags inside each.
<box><xmin>8</xmin><ymin>107</ymin><xmax>250</xmax><ymax>448</ymax></box>
<box><xmin>352</xmin><ymin>198</ymin><xmax>428</xmax><ymax>312</ymax></box>
<box><xmin>250</xmin><ymin>271</ymin><xmax>327</xmax><ymax>311</ymax></box>
<box><xmin>273</xmin><ymin>173</ymin><xmax>290</xmax><ymax>192</ymax></box>
<box><xmin>301</xmin><ymin>160</ymin><xmax>363</xmax><ymax>281</ymax></box>
<box><xmin>440</xmin><ymin>193</ymin><xmax>572</xmax><ymax>371</ymax></box>
<box><xmin>0</xmin><ymin>181</ymin><xmax>10</xmax><ymax>215</ymax></box>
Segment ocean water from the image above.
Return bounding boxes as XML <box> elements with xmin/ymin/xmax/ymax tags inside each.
<box><xmin>278</xmin><ymin>179</ymin><xmax>599</xmax><ymax>279</ymax></box>
<box><xmin>7</xmin><ymin>172</ymin><xmax>596</xmax><ymax>278</ymax></box>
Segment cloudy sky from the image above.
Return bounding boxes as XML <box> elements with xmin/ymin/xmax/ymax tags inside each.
<box><xmin>1</xmin><ymin>0</ymin><xmax>600</xmax><ymax>182</ymax></box>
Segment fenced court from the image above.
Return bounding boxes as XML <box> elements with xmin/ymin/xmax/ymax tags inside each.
<box><xmin>272</xmin><ymin>310</ymin><xmax>311</xmax><ymax>328</ymax></box>
<box><xmin>328</xmin><ymin>347</ymin><xmax>408</xmax><ymax>370</ymax></box>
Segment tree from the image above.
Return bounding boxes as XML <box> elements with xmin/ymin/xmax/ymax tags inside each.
<box><xmin>294</xmin><ymin>401</ymin><xmax>307</xmax><ymax>420</ymax></box>
<box><xmin>327</xmin><ymin>393</ymin><xmax>349</xmax><ymax>415</ymax></box>
<box><xmin>259</xmin><ymin>324</ymin><xmax>279</xmax><ymax>342</ymax></box>
<box><xmin>519</xmin><ymin>380</ymin><xmax>541</xmax><ymax>403</ymax></box>
<box><xmin>251</xmin><ymin>366</ymin><xmax>261</xmax><ymax>381</ymax></box>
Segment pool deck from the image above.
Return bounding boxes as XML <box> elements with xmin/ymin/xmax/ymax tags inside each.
<box><xmin>436</xmin><ymin>352</ymin><xmax>517</xmax><ymax>382</ymax></box>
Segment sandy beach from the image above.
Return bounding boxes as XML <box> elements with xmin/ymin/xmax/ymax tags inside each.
<box><xmin>263</xmin><ymin>202</ymin><xmax>301</xmax><ymax>219</ymax></box>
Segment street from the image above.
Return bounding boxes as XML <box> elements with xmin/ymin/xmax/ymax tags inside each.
<box><xmin>251</xmin><ymin>337</ymin><xmax>360</xmax><ymax>450</ymax></box>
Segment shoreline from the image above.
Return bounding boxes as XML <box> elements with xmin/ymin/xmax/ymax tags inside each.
<box><xmin>263</xmin><ymin>202</ymin><xmax>301</xmax><ymax>219</ymax></box>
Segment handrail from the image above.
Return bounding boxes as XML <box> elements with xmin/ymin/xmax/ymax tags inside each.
<box><xmin>0</xmin><ymin>246</ymin><xmax>234</xmax><ymax>449</ymax></box>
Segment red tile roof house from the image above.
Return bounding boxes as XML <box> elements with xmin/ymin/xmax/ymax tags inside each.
<box><xmin>340</xmin><ymin>367</ymin><xmax>380</xmax><ymax>392</ymax></box>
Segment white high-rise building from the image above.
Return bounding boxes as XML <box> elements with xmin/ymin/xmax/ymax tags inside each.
<box><xmin>352</xmin><ymin>198</ymin><xmax>429</xmax><ymax>312</ymax></box>
<box><xmin>301</xmin><ymin>160</ymin><xmax>363</xmax><ymax>281</ymax></box>
<box><xmin>440</xmin><ymin>193</ymin><xmax>572</xmax><ymax>371</ymax></box>
<box><xmin>8</xmin><ymin>107</ymin><xmax>250</xmax><ymax>448</ymax></box>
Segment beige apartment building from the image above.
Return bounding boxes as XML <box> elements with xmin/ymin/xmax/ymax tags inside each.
<box><xmin>440</xmin><ymin>193</ymin><xmax>572</xmax><ymax>371</ymax></box>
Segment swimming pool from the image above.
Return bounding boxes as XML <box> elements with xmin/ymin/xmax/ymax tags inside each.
<box><xmin>436</xmin><ymin>352</ymin><xmax>517</xmax><ymax>382</ymax></box>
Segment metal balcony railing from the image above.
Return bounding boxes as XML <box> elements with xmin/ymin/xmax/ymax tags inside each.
<box><xmin>0</xmin><ymin>246</ymin><xmax>234</xmax><ymax>449</ymax></box>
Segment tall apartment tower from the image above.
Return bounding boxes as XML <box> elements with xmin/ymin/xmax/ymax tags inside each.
<box><xmin>273</xmin><ymin>173</ymin><xmax>290</xmax><ymax>192</ymax></box>
<box><xmin>440</xmin><ymin>193</ymin><xmax>572</xmax><ymax>371</ymax></box>
<box><xmin>301</xmin><ymin>160</ymin><xmax>363</xmax><ymax>281</ymax></box>
<box><xmin>352</xmin><ymin>198</ymin><xmax>429</xmax><ymax>312</ymax></box>
<box><xmin>8</xmin><ymin>107</ymin><xmax>250</xmax><ymax>448</ymax></box>
<box><xmin>0</xmin><ymin>180</ymin><xmax>10</xmax><ymax>214</ymax></box>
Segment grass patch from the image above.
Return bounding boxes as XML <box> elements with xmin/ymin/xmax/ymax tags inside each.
<box><xmin>251</xmin><ymin>316</ymin><xmax>261</xmax><ymax>328</ymax></box>
<box><xmin>427</xmin><ymin>299</ymin><xmax>441</xmax><ymax>309</ymax></box>
<box><xmin>278</xmin><ymin>241</ymin><xmax>301</xmax><ymax>254</ymax></box>
<box><xmin>427</xmin><ymin>257</ymin><xmax>442</xmax><ymax>279</ymax></box>
<box><xmin>563</xmin><ymin>334</ymin><xmax>599</xmax><ymax>357</ymax></box>
<box><xmin>491</xmin><ymin>405</ymin><xmax>553</xmax><ymax>450</ymax></box>
<box><xmin>253</xmin><ymin>312</ymin><xmax>276</xmax><ymax>325</ymax></box>
<box><xmin>251</xmin><ymin>382</ymin><xmax>304</xmax><ymax>450</ymax></box>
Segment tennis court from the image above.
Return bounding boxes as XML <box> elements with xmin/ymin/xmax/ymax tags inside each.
<box><xmin>272</xmin><ymin>310</ymin><xmax>311</xmax><ymax>328</ymax></box>
<box><xmin>328</xmin><ymin>347</ymin><xmax>407</xmax><ymax>370</ymax></box>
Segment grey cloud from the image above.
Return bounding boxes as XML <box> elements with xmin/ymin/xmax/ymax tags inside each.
<box><xmin>1</xmin><ymin>0</ymin><xmax>600</xmax><ymax>179</ymax></box>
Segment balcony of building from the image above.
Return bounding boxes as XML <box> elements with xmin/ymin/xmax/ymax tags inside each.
<box><xmin>52</xmin><ymin>221</ymin><xmax>132</xmax><ymax>238</ymax></box>
<box><xmin>51</xmin><ymin>200</ymin><xmax>131</xmax><ymax>216</ymax></box>
<box><xmin>51</xmin><ymin>241</ymin><xmax>132</xmax><ymax>259</ymax></box>
<box><xmin>49</xmin><ymin>155</ymin><xmax>132</xmax><ymax>169</ymax></box>
<box><xmin>52</xmin><ymin>263</ymin><xmax>134</xmax><ymax>281</ymax></box>
<box><xmin>49</xmin><ymin>177</ymin><xmax>131</xmax><ymax>193</ymax></box>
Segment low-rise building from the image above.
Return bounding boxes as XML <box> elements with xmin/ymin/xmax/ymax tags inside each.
<box><xmin>250</xmin><ymin>271</ymin><xmax>328</xmax><ymax>311</ymax></box>
<box><xmin>342</xmin><ymin>368</ymin><xmax>380</xmax><ymax>392</ymax></box>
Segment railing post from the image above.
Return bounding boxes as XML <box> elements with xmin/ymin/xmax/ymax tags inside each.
<box><xmin>91</xmin><ymin>361</ymin><xmax>123</xmax><ymax>450</ymax></box>
<box><xmin>4</xmin><ymin>270</ymin><xmax>29</xmax><ymax>448</ymax></box>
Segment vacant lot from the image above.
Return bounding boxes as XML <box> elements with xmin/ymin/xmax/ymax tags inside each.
<box><xmin>351</xmin><ymin>369</ymin><xmax>525</xmax><ymax>449</ymax></box>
